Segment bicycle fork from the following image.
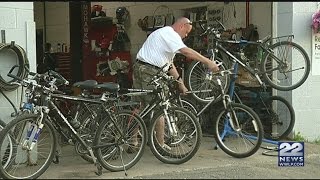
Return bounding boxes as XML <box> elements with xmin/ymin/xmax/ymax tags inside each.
<box><xmin>22</xmin><ymin>107</ymin><xmax>47</xmax><ymax>151</ymax></box>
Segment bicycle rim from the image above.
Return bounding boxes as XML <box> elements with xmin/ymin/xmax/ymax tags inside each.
<box><xmin>214</xmin><ymin>103</ymin><xmax>263</xmax><ymax>158</ymax></box>
<box><xmin>94</xmin><ymin>110</ymin><xmax>147</xmax><ymax>172</ymax></box>
<box><xmin>0</xmin><ymin>114</ymin><xmax>56</xmax><ymax>179</ymax></box>
<box><xmin>186</xmin><ymin>59</ymin><xmax>229</xmax><ymax>103</ymax></box>
<box><xmin>262</xmin><ymin>41</ymin><xmax>310</xmax><ymax>91</ymax></box>
<box><xmin>261</xmin><ymin>96</ymin><xmax>295</xmax><ymax>140</ymax></box>
<box><xmin>0</xmin><ymin>120</ymin><xmax>13</xmax><ymax>169</ymax></box>
<box><xmin>149</xmin><ymin>107</ymin><xmax>201</xmax><ymax>164</ymax></box>
<box><xmin>77</xmin><ymin>103</ymin><xmax>101</xmax><ymax>163</ymax></box>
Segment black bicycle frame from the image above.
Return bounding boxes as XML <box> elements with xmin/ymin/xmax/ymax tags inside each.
<box><xmin>214</xmin><ymin>38</ymin><xmax>286</xmax><ymax>86</ymax></box>
<box><xmin>49</xmin><ymin>93</ymin><xmax>123</xmax><ymax>151</ymax></box>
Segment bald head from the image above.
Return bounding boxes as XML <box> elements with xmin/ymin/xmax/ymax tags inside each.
<box><xmin>173</xmin><ymin>17</ymin><xmax>192</xmax><ymax>25</ymax></box>
<box><xmin>171</xmin><ymin>17</ymin><xmax>193</xmax><ymax>39</ymax></box>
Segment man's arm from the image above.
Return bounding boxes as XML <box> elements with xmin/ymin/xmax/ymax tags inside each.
<box><xmin>179</xmin><ymin>47</ymin><xmax>219</xmax><ymax>72</ymax></box>
<box><xmin>168</xmin><ymin>62</ymin><xmax>188</xmax><ymax>94</ymax></box>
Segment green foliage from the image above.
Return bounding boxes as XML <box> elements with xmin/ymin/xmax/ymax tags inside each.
<box><xmin>312</xmin><ymin>137</ymin><xmax>320</xmax><ymax>145</ymax></box>
<box><xmin>291</xmin><ymin>132</ymin><xmax>320</xmax><ymax>145</ymax></box>
<box><xmin>293</xmin><ymin>131</ymin><xmax>308</xmax><ymax>142</ymax></box>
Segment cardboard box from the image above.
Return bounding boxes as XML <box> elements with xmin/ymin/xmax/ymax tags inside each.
<box><xmin>235</xmin><ymin>66</ymin><xmax>260</xmax><ymax>87</ymax></box>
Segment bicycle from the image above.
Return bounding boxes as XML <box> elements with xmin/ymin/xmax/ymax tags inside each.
<box><xmin>233</xmin><ymin>84</ymin><xmax>295</xmax><ymax>140</ymax></box>
<box><xmin>190</xmin><ymin>61</ymin><xmax>296</xmax><ymax>141</ymax></box>
<box><xmin>0</xmin><ymin>66</ymin><xmax>147</xmax><ymax>179</ymax></box>
<box><xmin>54</xmin><ymin>79</ymin><xmax>141</xmax><ymax>164</ymax></box>
<box><xmin>186</xmin><ymin>20</ymin><xmax>310</xmax><ymax>103</ymax></box>
<box><xmin>120</xmin><ymin>65</ymin><xmax>202</xmax><ymax>164</ymax></box>
<box><xmin>184</xmin><ymin>64</ymin><xmax>264</xmax><ymax>158</ymax></box>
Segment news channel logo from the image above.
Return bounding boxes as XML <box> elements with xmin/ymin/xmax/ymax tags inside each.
<box><xmin>278</xmin><ymin>142</ymin><xmax>304</xmax><ymax>167</ymax></box>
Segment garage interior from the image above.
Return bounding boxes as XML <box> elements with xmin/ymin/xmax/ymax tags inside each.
<box><xmin>33</xmin><ymin>2</ymin><xmax>273</xmax><ymax>134</ymax></box>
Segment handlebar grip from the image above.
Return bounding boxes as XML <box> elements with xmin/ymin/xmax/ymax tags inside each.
<box><xmin>49</xmin><ymin>70</ymin><xmax>69</xmax><ymax>85</ymax></box>
<box><xmin>29</xmin><ymin>72</ymin><xmax>37</xmax><ymax>76</ymax></box>
<box><xmin>8</xmin><ymin>65</ymin><xmax>19</xmax><ymax>75</ymax></box>
<box><xmin>7</xmin><ymin>72</ymin><xmax>23</xmax><ymax>81</ymax></box>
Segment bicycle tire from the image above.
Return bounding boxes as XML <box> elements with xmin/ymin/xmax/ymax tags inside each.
<box><xmin>149</xmin><ymin>106</ymin><xmax>201</xmax><ymax>164</ymax></box>
<box><xmin>0</xmin><ymin>114</ymin><xmax>57</xmax><ymax>179</ymax></box>
<box><xmin>214</xmin><ymin>103</ymin><xmax>263</xmax><ymax>158</ymax></box>
<box><xmin>76</xmin><ymin>103</ymin><xmax>101</xmax><ymax>163</ymax></box>
<box><xmin>94</xmin><ymin>109</ymin><xmax>147</xmax><ymax>172</ymax></box>
<box><xmin>185</xmin><ymin>57</ymin><xmax>230</xmax><ymax>104</ymax></box>
<box><xmin>0</xmin><ymin>119</ymin><xmax>6</xmax><ymax>128</ymax></box>
<box><xmin>261</xmin><ymin>96</ymin><xmax>295</xmax><ymax>140</ymax></box>
<box><xmin>261</xmin><ymin>41</ymin><xmax>310</xmax><ymax>91</ymax></box>
<box><xmin>0</xmin><ymin>119</ymin><xmax>12</xmax><ymax>169</ymax></box>
<box><xmin>172</xmin><ymin>95</ymin><xmax>202</xmax><ymax>125</ymax></box>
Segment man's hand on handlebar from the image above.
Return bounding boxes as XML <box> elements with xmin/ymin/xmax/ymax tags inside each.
<box><xmin>207</xmin><ymin>60</ymin><xmax>220</xmax><ymax>72</ymax></box>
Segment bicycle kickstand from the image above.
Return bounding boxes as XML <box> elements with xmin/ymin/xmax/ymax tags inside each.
<box><xmin>52</xmin><ymin>150</ymin><xmax>60</xmax><ymax>164</ymax></box>
<box><xmin>94</xmin><ymin>161</ymin><xmax>103</xmax><ymax>176</ymax></box>
<box><xmin>119</xmin><ymin>146</ymin><xmax>128</xmax><ymax>176</ymax></box>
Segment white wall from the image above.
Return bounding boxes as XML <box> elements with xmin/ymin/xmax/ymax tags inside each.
<box><xmin>34</xmin><ymin>2</ymin><xmax>70</xmax><ymax>52</ymax></box>
<box><xmin>292</xmin><ymin>2</ymin><xmax>320</xmax><ymax>141</ymax></box>
<box><xmin>0</xmin><ymin>2</ymin><xmax>36</xmax><ymax>123</ymax></box>
<box><xmin>274</xmin><ymin>2</ymin><xmax>320</xmax><ymax>141</ymax></box>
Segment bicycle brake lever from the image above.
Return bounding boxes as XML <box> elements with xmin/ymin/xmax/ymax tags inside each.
<box><xmin>216</xmin><ymin>62</ymin><xmax>223</xmax><ymax>67</ymax></box>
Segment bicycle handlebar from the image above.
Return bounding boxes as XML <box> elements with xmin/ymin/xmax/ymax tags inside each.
<box><xmin>212</xmin><ymin>68</ymin><xmax>236</xmax><ymax>76</ymax></box>
<box><xmin>7</xmin><ymin>65</ymin><xmax>67</xmax><ymax>92</ymax></box>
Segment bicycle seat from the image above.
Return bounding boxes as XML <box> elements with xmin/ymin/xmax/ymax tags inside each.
<box><xmin>95</xmin><ymin>82</ymin><xmax>120</xmax><ymax>93</ymax></box>
<box><xmin>72</xmin><ymin>80</ymin><xmax>98</xmax><ymax>90</ymax></box>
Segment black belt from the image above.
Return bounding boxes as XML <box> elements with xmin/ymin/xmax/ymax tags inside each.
<box><xmin>136</xmin><ymin>59</ymin><xmax>160</xmax><ymax>69</ymax></box>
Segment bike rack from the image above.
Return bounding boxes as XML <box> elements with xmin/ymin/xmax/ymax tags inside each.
<box><xmin>215</xmin><ymin>62</ymin><xmax>279</xmax><ymax>156</ymax></box>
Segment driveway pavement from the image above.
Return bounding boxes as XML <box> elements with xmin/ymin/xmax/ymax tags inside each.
<box><xmin>40</xmin><ymin>136</ymin><xmax>320</xmax><ymax>179</ymax></box>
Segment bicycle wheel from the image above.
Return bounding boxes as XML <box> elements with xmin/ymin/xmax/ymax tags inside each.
<box><xmin>76</xmin><ymin>103</ymin><xmax>101</xmax><ymax>163</ymax></box>
<box><xmin>173</xmin><ymin>96</ymin><xmax>201</xmax><ymax>125</ymax></box>
<box><xmin>149</xmin><ymin>106</ymin><xmax>201</xmax><ymax>164</ymax></box>
<box><xmin>185</xmin><ymin>57</ymin><xmax>230</xmax><ymax>103</ymax></box>
<box><xmin>0</xmin><ymin>119</ymin><xmax>13</xmax><ymax>169</ymax></box>
<box><xmin>260</xmin><ymin>96</ymin><xmax>295</xmax><ymax>140</ymax></box>
<box><xmin>94</xmin><ymin>109</ymin><xmax>147</xmax><ymax>172</ymax></box>
<box><xmin>261</xmin><ymin>41</ymin><xmax>310</xmax><ymax>91</ymax></box>
<box><xmin>0</xmin><ymin>114</ymin><xmax>57</xmax><ymax>179</ymax></box>
<box><xmin>214</xmin><ymin>103</ymin><xmax>263</xmax><ymax>158</ymax></box>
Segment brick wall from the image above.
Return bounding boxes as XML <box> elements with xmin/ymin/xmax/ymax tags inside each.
<box><xmin>0</xmin><ymin>2</ymin><xmax>36</xmax><ymax>123</ymax></box>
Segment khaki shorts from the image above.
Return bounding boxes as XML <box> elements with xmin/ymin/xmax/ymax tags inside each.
<box><xmin>132</xmin><ymin>61</ymin><xmax>169</xmax><ymax>108</ymax></box>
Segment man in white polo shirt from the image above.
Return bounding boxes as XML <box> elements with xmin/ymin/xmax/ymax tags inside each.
<box><xmin>132</xmin><ymin>17</ymin><xmax>219</xmax><ymax>151</ymax></box>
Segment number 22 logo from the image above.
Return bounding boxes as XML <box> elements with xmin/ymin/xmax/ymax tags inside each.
<box><xmin>279</xmin><ymin>142</ymin><xmax>304</xmax><ymax>156</ymax></box>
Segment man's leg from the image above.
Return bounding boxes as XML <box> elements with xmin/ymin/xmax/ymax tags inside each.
<box><xmin>155</xmin><ymin>116</ymin><xmax>165</xmax><ymax>145</ymax></box>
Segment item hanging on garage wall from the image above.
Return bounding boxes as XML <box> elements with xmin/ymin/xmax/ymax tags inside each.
<box><xmin>96</xmin><ymin>56</ymin><xmax>129</xmax><ymax>76</ymax></box>
<box><xmin>0</xmin><ymin>41</ymin><xmax>29</xmax><ymax>91</ymax></box>
<box><xmin>113</xmin><ymin>7</ymin><xmax>131</xmax><ymax>52</ymax></box>
<box><xmin>116</xmin><ymin>6</ymin><xmax>129</xmax><ymax>24</ymax></box>
<box><xmin>91</xmin><ymin>5</ymin><xmax>106</xmax><ymax>18</ymax></box>
<box><xmin>137</xmin><ymin>5</ymin><xmax>175</xmax><ymax>32</ymax></box>
<box><xmin>80</xmin><ymin>5</ymin><xmax>132</xmax><ymax>87</ymax></box>
<box><xmin>207</xmin><ymin>7</ymin><xmax>223</xmax><ymax>28</ymax></box>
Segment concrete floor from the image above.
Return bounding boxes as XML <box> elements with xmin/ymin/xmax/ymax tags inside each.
<box><xmin>39</xmin><ymin>136</ymin><xmax>320</xmax><ymax>179</ymax></box>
